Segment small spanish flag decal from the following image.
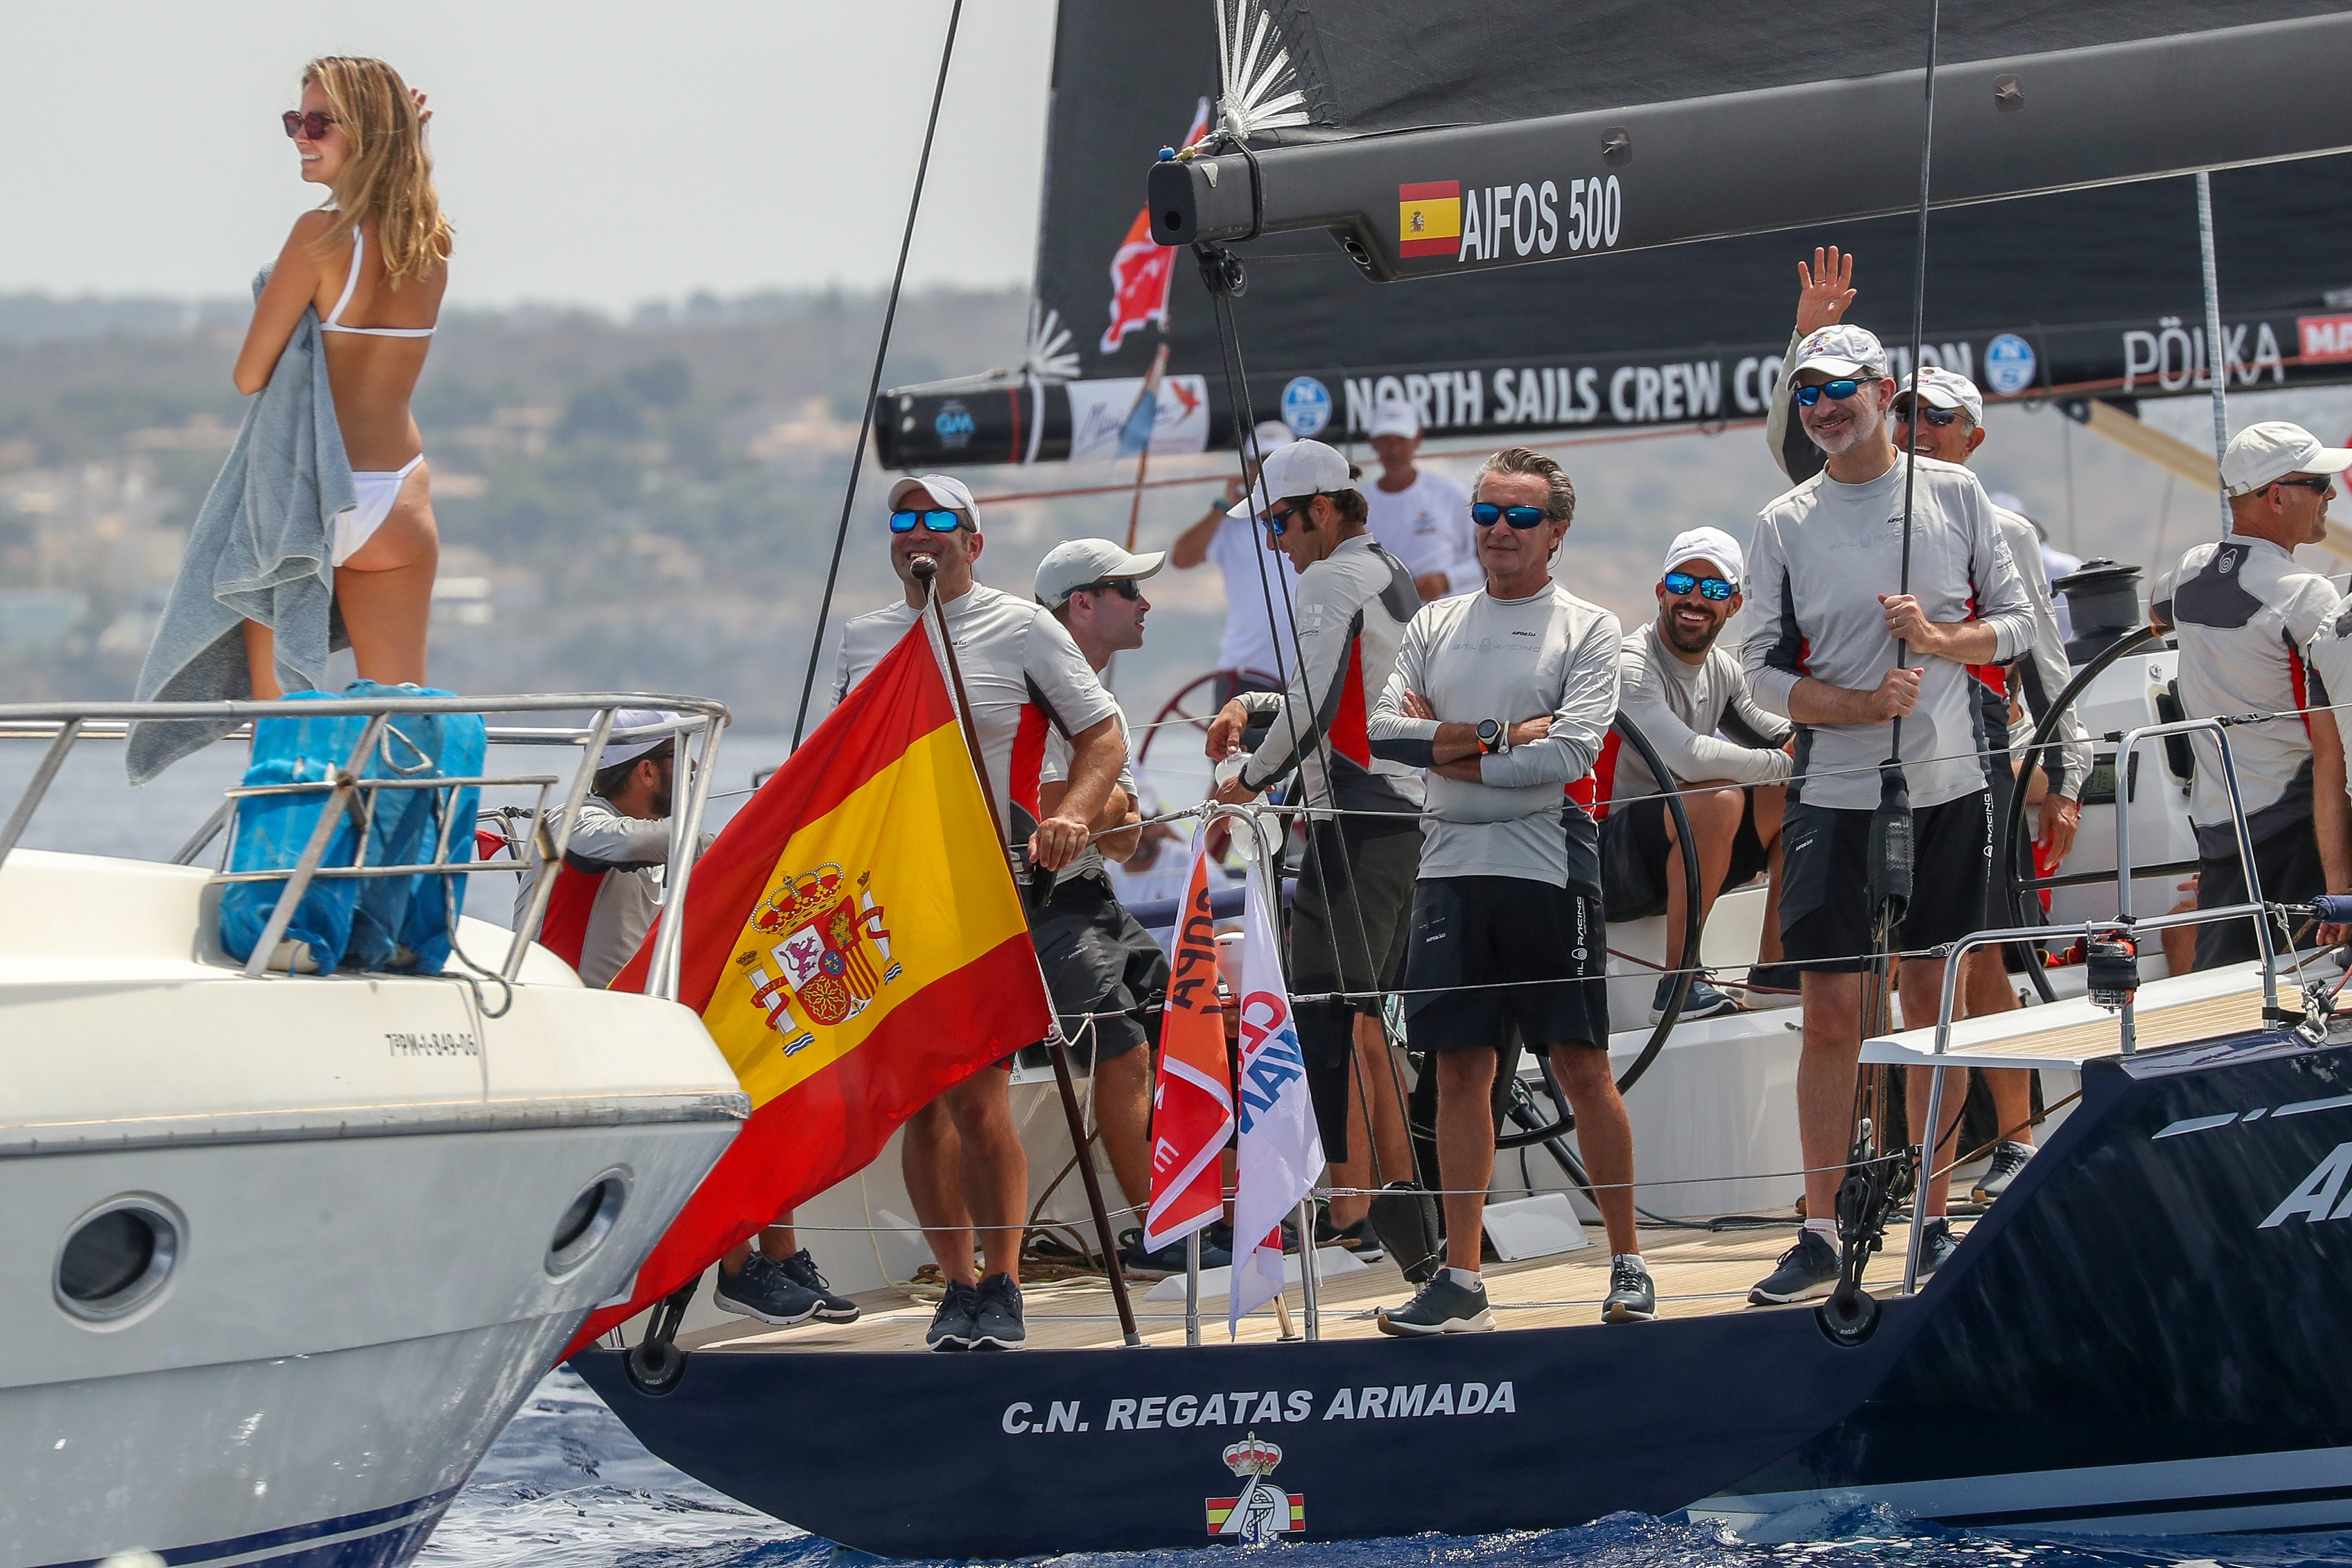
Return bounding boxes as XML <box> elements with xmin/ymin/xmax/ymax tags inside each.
<box><xmin>1398</xmin><ymin>181</ymin><xmax>1461</xmax><ymax>259</ymax></box>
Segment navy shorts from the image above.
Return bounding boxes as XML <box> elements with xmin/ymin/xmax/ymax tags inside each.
<box><xmin>1402</xmin><ymin>877</ymin><xmax>1611</xmax><ymax>1051</ymax></box>
<box><xmin>1777</xmin><ymin>791</ymin><xmax>1995</xmax><ymax>973</ymax></box>
<box><xmin>1031</xmin><ymin>872</ymin><xmax>1168</xmax><ymax>1061</ymax></box>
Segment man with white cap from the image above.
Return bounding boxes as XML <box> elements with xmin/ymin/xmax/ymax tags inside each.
<box><xmin>1601</xmin><ymin>527</ymin><xmax>1794</xmax><ymax>1023</ymax></box>
<box><xmin>1029</xmin><ymin>539</ymin><xmax>1221</xmax><ymax>1278</ymax></box>
<box><xmin>1740</xmin><ymin>317</ymin><xmax>2035</xmax><ymax>1305</ymax></box>
<box><xmin>1202</xmin><ymin>439</ymin><xmax>1422</xmax><ymax>1252</ymax></box>
<box><xmin>1364</xmin><ymin>398</ymin><xmax>1480</xmax><ymax>602</ymax></box>
<box><xmin>1169</xmin><ymin>420</ymin><xmax>1301</xmax><ymax>704</ymax></box>
<box><xmin>520</xmin><ymin>713</ymin><xmax>858</xmax><ymax>1330</ymax></box>
<box><xmin>2157</xmin><ymin>421</ymin><xmax>2352</xmax><ymax>968</ymax></box>
<box><xmin>832</xmin><ymin>474</ymin><xmax>1128</xmax><ymax>1351</ymax></box>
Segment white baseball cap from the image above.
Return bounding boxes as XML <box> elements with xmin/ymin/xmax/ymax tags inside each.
<box><xmin>2220</xmin><ymin>421</ymin><xmax>2352</xmax><ymax>497</ymax></box>
<box><xmin>1251</xmin><ymin>420</ymin><xmax>1297</xmax><ymax>454</ymax></box>
<box><xmin>599</xmin><ymin>709</ymin><xmax>684</xmax><ymax>771</ymax></box>
<box><xmin>1369</xmin><ymin>398</ymin><xmax>1420</xmax><ymax>439</ymax></box>
<box><xmin>1228</xmin><ymin>439</ymin><xmax>1356</xmax><ymax>518</ymax></box>
<box><xmin>887</xmin><ymin>473</ymin><xmax>980</xmax><ymax>525</ymax></box>
<box><xmin>1661</xmin><ymin>526</ymin><xmax>1746</xmax><ymax>588</ymax></box>
<box><xmin>1901</xmin><ymin>365</ymin><xmax>1984</xmax><ymax>424</ymax></box>
<box><xmin>1034</xmin><ymin>538</ymin><xmax>1166</xmax><ymax>608</ymax></box>
<box><xmin>1791</xmin><ymin>324</ymin><xmax>1890</xmax><ymax>381</ymax></box>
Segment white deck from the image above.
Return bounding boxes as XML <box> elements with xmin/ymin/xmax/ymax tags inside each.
<box><xmin>1861</xmin><ymin>959</ymin><xmax>2276</xmax><ymax>1071</ymax></box>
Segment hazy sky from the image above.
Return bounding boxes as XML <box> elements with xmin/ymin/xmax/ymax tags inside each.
<box><xmin>0</xmin><ymin>1</ymin><xmax>1055</xmax><ymax>309</ymax></box>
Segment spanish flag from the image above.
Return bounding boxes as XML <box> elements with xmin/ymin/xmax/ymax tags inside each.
<box><xmin>561</xmin><ymin>620</ymin><xmax>1049</xmax><ymax>1357</ymax></box>
<box><xmin>1398</xmin><ymin>180</ymin><xmax>1461</xmax><ymax>260</ymax></box>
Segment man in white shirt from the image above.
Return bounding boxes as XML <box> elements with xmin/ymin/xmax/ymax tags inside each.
<box><xmin>1602</xmin><ymin>529</ymin><xmax>1794</xmax><ymax>1023</ymax></box>
<box><xmin>831</xmin><ymin>474</ymin><xmax>1127</xmax><ymax>1352</ymax></box>
<box><xmin>1168</xmin><ymin>421</ymin><xmax>1301</xmax><ymax>702</ymax></box>
<box><xmin>1367</xmin><ymin>446</ymin><xmax>1653</xmax><ymax>1332</ymax></box>
<box><xmin>1364</xmin><ymin>398</ymin><xmax>1480</xmax><ymax>601</ymax></box>
<box><xmin>2160</xmin><ymin>421</ymin><xmax>2352</xmax><ymax>967</ymax></box>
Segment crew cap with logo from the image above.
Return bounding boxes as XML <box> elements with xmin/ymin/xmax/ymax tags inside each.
<box><xmin>1369</xmin><ymin>398</ymin><xmax>1421</xmax><ymax>439</ymax></box>
<box><xmin>1228</xmin><ymin>439</ymin><xmax>1356</xmax><ymax>518</ymax></box>
<box><xmin>1035</xmin><ymin>538</ymin><xmax>1166</xmax><ymax>608</ymax></box>
<box><xmin>2220</xmin><ymin>420</ymin><xmax>2352</xmax><ymax>497</ymax></box>
<box><xmin>887</xmin><ymin>473</ymin><xmax>980</xmax><ymax>525</ymax></box>
<box><xmin>1252</xmin><ymin>419</ymin><xmax>1298</xmax><ymax>455</ymax></box>
<box><xmin>599</xmin><ymin>709</ymin><xmax>684</xmax><ymax>771</ymax></box>
<box><xmin>1661</xmin><ymin>526</ymin><xmax>1746</xmax><ymax>588</ymax></box>
<box><xmin>1791</xmin><ymin>324</ymin><xmax>1890</xmax><ymax>381</ymax></box>
<box><xmin>1901</xmin><ymin>365</ymin><xmax>1984</xmax><ymax>424</ymax></box>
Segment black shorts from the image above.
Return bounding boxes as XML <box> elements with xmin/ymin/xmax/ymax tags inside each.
<box><xmin>1598</xmin><ymin>788</ymin><xmax>1773</xmax><ymax>922</ymax></box>
<box><xmin>1402</xmin><ymin>877</ymin><xmax>1611</xmax><ymax>1051</ymax></box>
<box><xmin>2196</xmin><ymin>818</ymin><xmax>2325</xmax><ymax>970</ymax></box>
<box><xmin>1778</xmin><ymin>791</ymin><xmax>1994</xmax><ymax>972</ymax></box>
<box><xmin>1288</xmin><ymin>814</ymin><xmax>1419</xmax><ymax>1162</ymax></box>
<box><xmin>1031</xmin><ymin>872</ymin><xmax>1169</xmax><ymax>1061</ymax></box>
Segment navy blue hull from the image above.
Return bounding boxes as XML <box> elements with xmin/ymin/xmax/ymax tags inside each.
<box><xmin>576</xmin><ymin>1027</ymin><xmax>2352</xmax><ymax>1554</ymax></box>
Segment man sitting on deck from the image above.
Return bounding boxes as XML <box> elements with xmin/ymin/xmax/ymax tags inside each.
<box><xmin>1367</xmin><ymin>445</ymin><xmax>1653</xmax><ymax>1331</ymax></box>
<box><xmin>832</xmin><ymin>475</ymin><xmax>1128</xmax><ymax>1352</ymax></box>
<box><xmin>1601</xmin><ymin>526</ymin><xmax>1793</xmax><ymax>1022</ymax></box>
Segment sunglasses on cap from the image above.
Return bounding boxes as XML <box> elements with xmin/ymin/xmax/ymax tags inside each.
<box><xmin>1470</xmin><ymin>501</ymin><xmax>1550</xmax><ymax>529</ymax></box>
<box><xmin>2267</xmin><ymin>476</ymin><xmax>2336</xmax><ymax>496</ymax></box>
<box><xmin>889</xmin><ymin>508</ymin><xmax>966</xmax><ymax>534</ymax></box>
<box><xmin>1070</xmin><ymin>578</ymin><xmax>1144</xmax><ymax>602</ymax></box>
<box><xmin>1892</xmin><ymin>398</ymin><xmax>1966</xmax><ymax>428</ymax></box>
<box><xmin>282</xmin><ymin>110</ymin><xmax>338</xmax><ymax>139</ymax></box>
<box><xmin>1792</xmin><ymin>379</ymin><xmax>1866</xmax><ymax>407</ymax></box>
<box><xmin>1662</xmin><ymin>571</ymin><xmax>1735</xmax><ymax>601</ymax></box>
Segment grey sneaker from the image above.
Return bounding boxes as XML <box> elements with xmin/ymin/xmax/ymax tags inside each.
<box><xmin>711</xmin><ymin>1253</ymin><xmax>822</xmax><ymax>1327</ymax></box>
<box><xmin>1917</xmin><ymin>1217</ymin><xmax>1960</xmax><ymax>1277</ymax></box>
<box><xmin>1749</xmin><ymin>1230</ymin><xmax>1842</xmax><ymax>1305</ymax></box>
<box><xmin>924</xmin><ymin>1279</ymin><xmax>980</xmax><ymax>1351</ymax></box>
<box><xmin>968</xmin><ymin>1273</ymin><xmax>1026</xmax><ymax>1351</ymax></box>
<box><xmin>1653</xmin><ymin>971</ymin><xmax>1740</xmax><ymax>1023</ymax></box>
<box><xmin>774</xmin><ymin>1248</ymin><xmax>859</xmax><ymax>1322</ymax></box>
<box><xmin>1970</xmin><ymin>1141</ymin><xmax>2034</xmax><ymax>1204</ymax></box>
<box><xmin>1602</xmin><ymin>1256</ymin><xmax>1656</xmax><ymax>1323</ymax></box>
<box><xmin>1376</xmin><ymin>1272</ymin><xmax>1495</xmax><ymax>1336</ymax></box>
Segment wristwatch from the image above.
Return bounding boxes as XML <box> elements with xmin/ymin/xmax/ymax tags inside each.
<box><xmin>1476</xmin><ymin>718</ymin><xmax>1509</xmax><ymax>756</ymax></box>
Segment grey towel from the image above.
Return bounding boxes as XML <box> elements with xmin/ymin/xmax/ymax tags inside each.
<box><xmin>128</xmin><ymin>270</ymin><xmax>357</xmax><ymax>784</ymax></box>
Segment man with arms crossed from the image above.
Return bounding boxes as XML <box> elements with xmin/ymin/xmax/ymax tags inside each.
<box><xmin>832</xmin><ymin>475</ymin><xmax>1127</xmax><ymax>1351</ymax></box>
<box><xmin>2156</xmin><ymin>422</ymin><xmax>2352</xmax><ymax>968</ymax></box>
<box><xmin>1740</xmin><ymin>324</ymin><xmax>2035</xmax><ymax>1304</ymax></box>
<box><xmin>1367</xmin><ymin>446</ymin><xmax>1652</xmax><ymax>1332</ymax></box>
<box><xmin>1602</xmin><ymin>528</ymin><xmax>1794</xmax><ymax>1022</ymax></box>
<box><xmin>1202</xmin><ymin>439</ymin><xmax>1422</xmax><ymax>1252</ymax></box>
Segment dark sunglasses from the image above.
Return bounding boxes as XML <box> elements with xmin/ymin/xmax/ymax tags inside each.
<box><xmin>889</xmin><ymin>508</ymin><xmax>965</xmax><ymax>534</ymax></box>
<box><xmin>1260</xmin><ymin>501</ymin><xmax>1299</xmax><ymax>536</ymax></box>
<box><xmin>1071</xmin><ymin>578</ymin><xmax>1144</xmax><ymax>601</ymax></box>
<box><xmin>1470</xmin><ymin>501</ymin><xmax>1550</xmax><ymax>530</ymax></box>
<box><xmin>2267</xmin><ymin>477</ymin><xmax>2336</xmax><ymax>496</ymax></box>
<box><xmin>1662</xmin><ymin>571</ymin><xmax>1735</xmax><ymax>601</ymax></box>
<box><xmin>282</xmin><ymin>110</ymin><xmax>338</xmax><ymax>140</ymax></box>
<box><xmin>1892</xmin><ymin>399</ymin><xmax>1965</xmax><ymax>428</ymax></box>
<box><xmin>1792</xmin><ymin>379</ymin><xmax>1865</xmax><ymax>406</ymax></box>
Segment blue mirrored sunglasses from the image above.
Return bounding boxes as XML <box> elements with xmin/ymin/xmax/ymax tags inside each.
<box><xmin>1662</xmin><ymin>570</ymin><xmax>1735</xmax><ymax>601</ymax></box>
<box><xmin>889</xmin><ymin>508</ymin><xmax>965</xmax><ymax>534</ymax></box>
<box><xmin>1260</xmin><ymin>501</ymin><xmax>1298</xmax><ymax>536</ymax></box>
<box><xmin>1470</xmin><ymin>501</ymin><xmax>1549</xmax><ymax>529</ymax></box>
<box><xmin>1792</xmin><ymin>379</ymin><xmax>1865</xmax><ymax>407</ymax></box>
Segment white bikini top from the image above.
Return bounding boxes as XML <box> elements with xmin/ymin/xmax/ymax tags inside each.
<box><xmin>321</xmin><ymin>227</ymin><xmax>437</xmax><ymax>339</ymax></box>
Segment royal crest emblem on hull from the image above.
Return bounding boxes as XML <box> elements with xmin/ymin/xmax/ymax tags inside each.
<box><xmin>1205</xmin><ymin>1434</ymin><xmax>1303</xmax><ymax>1543</ymax></box>
<box><xmin>735</xmin><ymin>864</ymin><xmax>897</xmax><ymax>1036</ymax></box>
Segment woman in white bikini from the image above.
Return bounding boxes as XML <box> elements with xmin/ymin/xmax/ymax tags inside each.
<box><xmin>234</xmin><ymin>56</ymin><xmax>450</xmax><ymax>696</ymax></box>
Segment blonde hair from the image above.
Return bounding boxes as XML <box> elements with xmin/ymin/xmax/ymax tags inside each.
<box><xmin>303</xmin><ymin>56</ymin><xmax>453</xmax><ymax>289</ymax></box>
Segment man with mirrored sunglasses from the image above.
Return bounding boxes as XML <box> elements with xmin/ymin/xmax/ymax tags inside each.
<box><xmin>1740</xmin><ymin>318</ymin><xmax>2036</xmax><ymax>1305</ymax></box>
<box><xmin>831</xmin><ymin>473</ymin><xmax>1128</xmax><ymax>1351</ymax></box>
<box><xmin>1601</xmin><ymin>527</ymin><xmax>1793</xmax><ymax>1024</ymax></box>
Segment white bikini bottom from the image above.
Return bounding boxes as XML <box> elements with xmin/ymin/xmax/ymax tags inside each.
<box><xmin>333</xmin><ymin>453</ymin><xmax>425</xmax><ymax>567</ymax></box>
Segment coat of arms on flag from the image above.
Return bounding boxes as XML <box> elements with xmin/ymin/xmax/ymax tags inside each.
<box><xmin>740</xmin><ymin>864</ymin><xmax>896</xmax><ymax>1037</ymax></box>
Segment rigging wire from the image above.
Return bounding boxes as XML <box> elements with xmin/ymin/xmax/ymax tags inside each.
<box><xmin>786</xmin><ymin>0</ymin><xmax>966</xmax><ymax>749</ymax></box>
<box><xmin>2195</xmin><ymin>170</ymin><xmax>2233</xmax><ymax>538</ymax></box>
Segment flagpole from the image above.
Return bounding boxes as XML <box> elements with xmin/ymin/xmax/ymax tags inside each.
<box><xmin>910</xmin><ymin>557</ymin><xmax>1143</xmax><ymax>1347</ymax></box>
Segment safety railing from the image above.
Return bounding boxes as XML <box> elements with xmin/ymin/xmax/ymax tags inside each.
<box><xmin>0</xmin><ymin>693</ymin><xmax>730</xmax><ymax>1002</ymax></box>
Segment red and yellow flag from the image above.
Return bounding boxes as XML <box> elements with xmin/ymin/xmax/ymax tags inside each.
<box><xmin>562</xmin><ymin>621</ymin><xmax>1049</xmax><ymax>1357</ymax></box>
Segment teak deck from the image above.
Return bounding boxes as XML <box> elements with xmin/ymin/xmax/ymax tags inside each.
<box><xmin>683</xmin><ymin>1217</ymin><xmax>1937</xmax><ymax>1355</ymax></box>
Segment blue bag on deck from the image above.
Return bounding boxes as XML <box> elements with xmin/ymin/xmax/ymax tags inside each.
<box><xmin>219</xmin><ymin>683</ymin><xmax>487</xmax><ymax>973</ymax></box>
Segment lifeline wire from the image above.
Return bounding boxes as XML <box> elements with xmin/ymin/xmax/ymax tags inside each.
<box><xmin>2196</xmin><ymin>171</ymin><xmax>2233</xmax><ymax>538</ymax></box>
<box><xmin>786</xmin><ymin>0</ymin><xmax>965</xmax><ymax>749</ymax></box>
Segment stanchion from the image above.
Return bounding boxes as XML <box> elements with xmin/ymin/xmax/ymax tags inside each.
<box><xmin>1185</xmin><ymin>1230</ymin><xmax>1202</xmax><ymax>1347</ymax></box>
<box><xmin>1295</xmin><ymin>1198</ymin><xmax>1321</xmax><ymax>1341</ymax></box>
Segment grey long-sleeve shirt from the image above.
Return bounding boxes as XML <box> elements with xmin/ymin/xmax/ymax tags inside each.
<box><xmin>1611</xmin><ymin>622</ymin><xmax>1794</xmax><ymax>804</ymax></box>
<box><xmin>517</xmin><ymin>796</ymin><xmax>710</xmax><ymax>989</ymax></box>
<box><xmin>1741</xmin><ymin>456</ymin><xmax>2035</xmax><ymax>811</ymax></box>
<box><xmin>1368</xmin><ymin>582</ymin><xmax>1621</xmax><ymax>887</ymax></box>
